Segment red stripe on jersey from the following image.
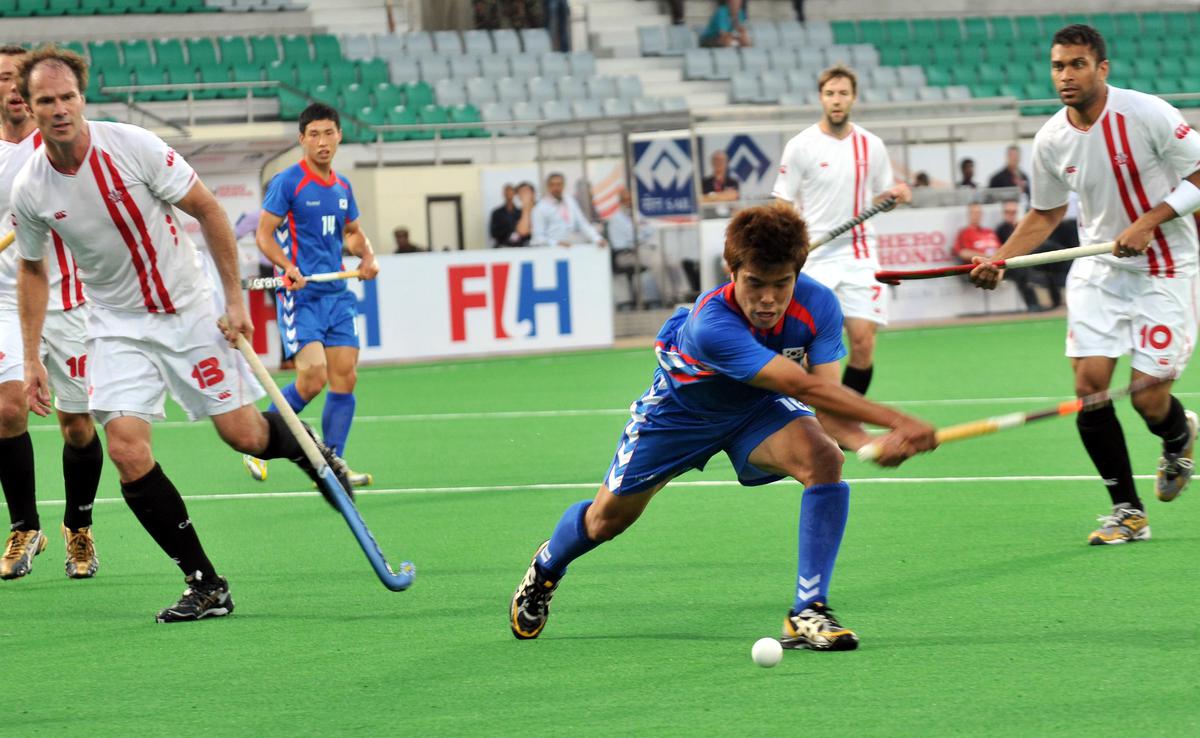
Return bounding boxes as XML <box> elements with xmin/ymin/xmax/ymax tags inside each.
<box><xmin>785</xmin><ymin>300</ymin><xmax>817</xmax><ymax>335</ymax></box>
<box><xmin>287</xmin><ymin>212</ymin><xmax>301</xmax><ymax>267</ymax></box>
<box><xmin>858</xmin><ymin>133</ymin><xmax>870</xmax><ymax>259</ymax></box>
<box><xmin>293</xmin><ymin>175</ymin><xmax>315</xmax><ymax>197</ymax></box>
<box><xmin>1101</xmin><ymin>114</ymin><xmax>1161</xmax><ymax>277</ymax></box>
<box><xmin>88</xmin><ymin>150</ymin><xmax>160</xmax><ymax>312</ymax></box>
<box><xmin>851</xmin><ymin>133</ymin><xmax>863</xmax><ymax>259</ymax></box>
<box><xmin>101</xmin><ymin>151</ymin><xmax>175</xmax><ymax>311</ymax></box>
<box><xmin>33</xmin><ymin>131</ymin><xmax>41</xmax><ymax>148</ymax></box>
<box><xmin>299</xmin><ymin>159</ymin><xmax>340</xmax><ymax>188</ymax></box>
<box><xmin>1117</xmin><ymin>112</ymin><xmax>1174</xmax><ymax>277</ymax></box>
<box><xmin>51</xmin><ymin>231</ymin><xmax>75</xmax><ymax>310</ymax></box>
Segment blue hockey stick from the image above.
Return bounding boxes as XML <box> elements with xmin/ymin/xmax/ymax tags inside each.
<box><xmin>230</xmin><ymin>325</ymin><xmax>415</xmax><ymax>591</ymax></box>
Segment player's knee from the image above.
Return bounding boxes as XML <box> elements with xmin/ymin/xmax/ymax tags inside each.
<box><xmin>60</xmin><ymin>415</ymin><xmax>95</xmax><ymax>448</ymax></box>
<box><xmin>0</xmin><ymin>400</ymin><xmax>28</xmax><ymax>436</ymax></box>
<box><xmin>785</xmin><ymin>434</ymin><xmax>844</xmax><ymax>485</ymax></box>
<box><xmin>1131</xmin><ymin>389</ymin><xmax>1170</xmax><ymax>420</ymax></box>
<box><xmin>586</xmin><ymin>514</ymin><xmax>632</xmax><ymax>542</ymax></box>
<box><xmin>297</xmin><ymin>366</ymin><xmax>328</xmax><ymax>398</ymax></box>
<box><xmin>105</xmin><ymin>436</ymin><xmax>153</xmax><ymax>475</ymax></box>
<box><xmin>1074</xmin><ymin>377</ymin><xmax>1108</xmax><ymax>398</ymax></box>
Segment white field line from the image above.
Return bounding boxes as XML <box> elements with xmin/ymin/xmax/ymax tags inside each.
<box><xmin>8</xmin><ymin>474</ymin><xmax>1156</xmax><ymax>507</ymax></box>
<box><xmin>24</xmin><ymin>391</ymin><xmax>1200</xmax><ymax>432</ymax></box>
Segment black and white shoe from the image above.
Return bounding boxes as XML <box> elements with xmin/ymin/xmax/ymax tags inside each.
<box><xmin>292</xmin><ymin>422</ymin><xmax>354</xmax><ymax>508</ymax></box>
<box><xmin>781</xmin><ymin>602</ymin><xmax>859</xmax><ymax>651</ymax></box>
<box><xmin>510</xmin><ymin>541</ymin><xmax>559</xmax><ymax>640</ymax></box>
<box><xmin>155</xmin><ymin>572</ymin><xmax>235</xmax><ymax>623</ymax></box>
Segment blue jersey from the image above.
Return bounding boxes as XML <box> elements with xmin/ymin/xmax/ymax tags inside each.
<box><xmin>653</xmin><ymin>274</ymin><xmax>847</xmax><ymax>417</ymax></box>
<box><xmin>262</xmin><ymin>160</ymin><xmax>360</xmax><ymax>298</ymax></box>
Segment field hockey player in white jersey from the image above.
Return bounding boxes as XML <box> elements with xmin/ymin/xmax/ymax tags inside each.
<box><xmin>971</xmin><ymin>25</ymin><xmax>1200</xmax><ymax>545</ymax></box>
<box><xmin>772</xmin><ymin>66</ymin><xmax>911</xmax><ymax>399</ymax></box>
<box><xmin>0</xmin><ymin>44</ymin><xmax>103</xmax><ymax>583</ymax></box>
<box><xmin>12</xmin><ymin>46</ymin><xmax>352</xmax><ymax>622</ymax></box>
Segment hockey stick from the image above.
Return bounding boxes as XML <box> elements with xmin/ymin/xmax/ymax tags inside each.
<box><xmin>242</xmin><ymin>269</ymin><xmax>361</xmax><ymax>291</ymax></box>
<box><xmin>874</xmin><ymin>242</ymin><xmax>1113</xmax><ymax>284</ymax></box>
<box><xmin>226</xmin><ymin>321</ymin><xmax>415</xmax><ymax>591</ymax></box>
<box><xmin>0</xmin><ymin>231</ymin><xmax>14</xmax><ymax>255</ymax></box>
<box><xmin>809</xmin><ymin>196</ymin><xmax>897</xmax><ymax>251</ymax></box>
<box><xmin>857</xmin><ymin>374</ymin><xmax>1171</xmax><ymax>462</ymax></box>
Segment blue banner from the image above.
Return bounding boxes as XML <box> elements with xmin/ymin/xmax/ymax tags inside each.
<box><xmin>633</xmin><ymin>137</ymin><xmax>697</xmax><ymax>217</ymax></box>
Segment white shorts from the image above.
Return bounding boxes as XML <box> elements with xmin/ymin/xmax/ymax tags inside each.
<box><xmin>1065</xmin><ymin>259</ymin><xmax>1198</xmax><ymax>378</ymax></box>
<box><xmin>802</xmin><ymin>259</ymin><xmax>888</xmax><ymax>325</ymax></box>
<box><xmin>0</xmin><ymin>307</ymin><xmax>90</xmax><ymax>414</ymax></box>
<box><xmin>86</xmin><ymin>303</ymin><xmax>265</xmax><ymax>425</ymax></box>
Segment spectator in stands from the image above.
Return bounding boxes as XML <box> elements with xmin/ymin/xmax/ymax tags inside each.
<box><xmin>393</xmin><ymin>227</ymin><xmax>425</xmax><ymax>254</ymax></box>
<box><xmin>912</xmin><ymin>171</ymin><xmax>931</xmax><ymax>188</ymax></box>
<box><xmin>607</xmin><ymin>188</ymin><xmax>655</xmax><ymax>253</ymax></box>
<box><xmin>474</xmin><ymin>0</ymin><xmax>541</xmax><ymax>30</ymax></box>
<box><xmin>606</xmin><ymin>189</ymin><xmax>661</xmax><ymax>308</ymax></box>
<box><xmin>545</xmin><ymin>0</ymin><xmax>571</xmax><ymax>51</ymax></box>
<box><xmin>958</xmin><ymin>157</ymin><xmax>977</xmax><ymax>188</ymax></box>
<box><xmin>791</xmin><ymin>0</ymin><xmax>804</xmax><ymax>21</ymax></box>
<box><xmin>700</xmin><ymin>0</ymin><xmax>750</xmax><ymax>48</ymax></box>
<box><xmin>532</xmin><ymin>172</ymin><xmax>606</xmax><ymax>247</ymax></box>
<box><xmin>659</xmin><ymin>0</ymin><xmax>684</xmax><ymax>25</ymax></box>
<box><xmin>490</xmin><ymin>184</ymin><xmax>524</xmax><ymax>247</ymax></box>
<box><xmin>994</xmin><ymin>198</ymin><xmax>1063</xmax><ymax>310</ymax></box>
<box><xmin>988</xmin><ymin>144</ymin><xmax>1029</xmax><ymax>196</ymax></box>
<box><xmin>701</xmin><ymin>150</ymin><xmax>740</xmax><ymax>202</ymax></box>
<box><xmin>953</xmin><ymin>203</ymin><xmax>1000</xmax><ymax>262</ymax></box>
<box><xmin>512</xmin><ymin>181</ymin><xmax>535</xmax><ymax>246</ymax></box>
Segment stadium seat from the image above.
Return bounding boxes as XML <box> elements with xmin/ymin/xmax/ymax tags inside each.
<box><xmin>498</xmin><ymin>77</ymin><xmax>526</xmax><ymax>104</ymax></box>
<box><xmin>433</xmin><ymin>30</ymin><xmax>463</xmax><ymax>55</ymax></box>
<box><xmin>374</xmin><ymin>34</ymin><xmax>404</xmax><ymax>61</ymax></box>
<box><xmin>527</xmin><ymin>76</ymin><xmax>556</xmax><ymax>104</ymax></box>
<box><xmin>758</xmin><ymin>73</ymin><xmax>784</xmax><ymax>104</ymax></box>
<box><xmin>324</xmin><ymin>60</ymin><xmax>354</xmax><ymax>89</ymax></box>
<box><xmin>740</xmin><ymin>47</ymin><xmax>768</xmax><ymax>73</ymax></box>
<box><xmin>830</xmin><ymin>20</ymin><xmax>856</xmax><ymax>44</ymax></box>
<box><xmin>479</xmin><ymin>54</ymin><xmax>510</xmax><ymax>80</ymax></box>
<box><xmin>249</xmin><ymin>35</ymin><xmax>280</xmax><ymax>65</ymax></box>
<box><xmin>665</xmin><ymin>25</ymin><xmax>694</xmax><ymax>56</ymax></box>
<box><xmin>796</xmin><ymin>47</ymin><xmax>824</xmax><ymax>70</ymax></box>
<box><xmin>309</xmin><ymin>84</ymin><xmax>336</xmax><ymax>107</ymax></box>
<box><xmin>95</xmin><ymin>65</ymin><xmax>132</xmax><ymax>102</ymax></box>
<box><xmin>509</xmin><ymin>54</ymin><xmax>539</xmax><ymax>79</ymax></box>
<box><xmin>889</xmin><ymin>87</ymin><xmax>917</xmax><ymax>102</ymax></box>
<box><xmin>161</xmin><ymin>64</ymin><xmax>194</xmax><ymax>101</ymax></box>
<box><xmin>569</xmin><ymin>51</ymin><xmax>595</xmax><ymax>78</ymax></box>
<box><xmin>638</xmin><ymin>26</ymin><xmax>666</xmax><ymax>56</ymax></box>
<box><xmin>944</xmin><ymin>85</ymin><xmax>971</xmax><ymax>100</ymax></box>
<box><xmin>963</xmin><ymin>17</ymin><xmax>989</xmax><ymax>42</ymax></box>
<box><xmin>152</xmin><ymin>38</ymin><xmax>185</xmax><ymax>67</ymax></box>
<box><xmin>342</xmin><ymin>33</ymin><xmax>373</xmax><ymax>61</ymax></box>
<box><xmin>748</xmin><ymin>21</ymin><xmax>780</xmax><ymax>47</ymax></box>
<box><xmin>990</xmin><ymin>16</ymin><xmax>1016</xmax><ymax>41</ymax></box>
<box><xmin>418</xmin><ymin>56</ymin><xmax>450</xmax><ymax>83</ymax></box>
<box><xmin>660</xmin><ymin>96</ymin><xmax>687</xmax><ymax>112</ymax></box>
<box><xmin>278</xmin><ymin>88</ymin><xmax>307</xmax><ymax>118</ymax></box>
<box><xmin>449</xmin><ymin>104</ymin><xmax>485</xmax><ymax>137</ymax></box>
<box><xmin>632</xmin><ymin>97</ymin><xmax>662</xmax><ymax>115</ymax></box>
<box><xmin>570</xmin><ymin>99</ymin><xmax>601</xmax><ymax>119</ymax></box>
<box><xmin>463</xmin><ymin>29</ymin><xmax>493</xmax><ymax>55</ymax></box>
<box><xmin>542</xmin><ymin>100</ymin><xmax>570</xmax><ymax>121</ymax></box>
<box><xmin>869</xmin><ymin>67</ymin><xmax>899</xmax><ymax>88</ymax></box>
<box><xmin>555</xmin><ymin>76</ymin><xmax>585</xmax><ymax>102</ymax></box>
<box><xmin>384</xmin><ymin>104</ymin><xmax>415</xmax><ymax>140</ymax></box>
<box><xmin>616</xmin><ymin>75</ymin><xmax>642</xmax><ymax>100</ymax></box>
<box><xmin>121</xmin><ymin>40</ymin><xmax>153</xmax><ymax>67</ymax></box>
<box><xmin>480</xmin><ymin>101</ymin><xmax>511</xmax><ymax>128</ymax></box>
<box><xmin>89</xmin><ymin>40</ymin><xmax>121</xmax><ymax>69</ymax></box>
<box><xmin>586</xmin><ymin>76</ymin><xmax>616</xmax><ymax>101</ymax></box>
<box><xmin>712</xmin><ymin>48</ymin><xmax>739</xmax><ymax>79</ymax></box>
<box><xmin>230</xmin><ymin>63</ymin><xmax>266</xmax><ymax>97</ymax></box>
<box><xmin>768</xmin><ymin>47</ymin><xmax>797</xmax><ymax>71</ymax></box>
<box><xmin>897</xmin><ymin>66</ymin><xmax>926</xmax><ymax>87</ymax></box>
<box><xmin>492</xmin><ymin>29</ymin><xmax>521</xmax><ymax>55</ymax></box>
<box><xmin>404</xmin><ymin>32</ymin><xmax>434</xmax><ymax>55</ymax></box>
<box><xmin>602</xmin><ymin>97</ymin><xmax>633</xmax><ymax>117</ymax></box>
<box><xmin>340</xmin><ymin>82</ymin><xmax>371</xmax><ymax>111</ymax></box>
<box><xmin>371</xmin><ymin>82</ymin><xmax>403</xmax><ymax>109</ymax></box>
<box><xmin>521</xmin><ymin>28</ymin><xmax>552</xmax><ymax>55</ymax></box>
<box><xmin>466</xmin><ymin>77</ymin><xmax>497</xmax><ymax>106</ymax></box>
<box><xmin>187</xmin><ymin>38</ymin><xmax>219</xmax><ymax>69</ymax></box>
<box><xmin>936</xmin><ymin>18</ymin><xmax>961</xmax><ymax>41</ymax></box>
<box><xmin>511</xmin><ymin>100</ymin><xmax>540</xmax><ymax>124</ymax></box>
<box><xmin>357</xmin><ymin>59</ymin><xmax>388</xmax><ymax>87</ymax></box>
<box><xmin>685</xmin><ymin>50</ymin><xmax>714</xmax><ymax>81</ymax></box>
<box><xmin>416</xmin><ymin>104</ymin><xmax>448</xmax><ymax>139</ymax></box>
<box><xmin>388</xmin><ymin>58</ymin><xmax>420</xmax><ymax>85</ymax></box>
<box><xmin>784</xmin><ymin>69</ymin><xmax>809</xmax><ymax>92</ymax></box>
<box><xmin>434</xmin><ymin>78</ymin><xmax>466</xmax><ymax>107</ymax></box>
<box><xmin>295</xmin><ymin>63</ymin><xmax>326</xmax><ymax>90</ymax></box>
<box><xmin>312</xmin><ymin>35</ymin><xmax>341</xmax><ymax>64</ymax></box>
<box><xmin>540</xmin><ymin>52</ymin><xmax>568</xmax><ymax>79</ymax></box>
<box><xmin>916</xmin><ymin>86</ymin><xmax>946</xmax><ymax>101</ymax></box>
<box><xmin>280</xmin><ymin>34</ymin><xmax>312</xmax><ymax>66</ymax></box>
<box><xmin>404</xmin><ymin>81</ymin><xmax>434</xmax><ymax>108</ymax></box>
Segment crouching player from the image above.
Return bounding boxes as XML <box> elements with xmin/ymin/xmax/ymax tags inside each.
<box><xmin>510</xmin><ymin>203</ymin><xmax>937</xmax><ymax>650</ymax></box>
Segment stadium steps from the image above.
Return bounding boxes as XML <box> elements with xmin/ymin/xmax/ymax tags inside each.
<box><xmin>305</xmin><ymin>0</ymin><xmax>392</xmax><ymax>37</ymax></box>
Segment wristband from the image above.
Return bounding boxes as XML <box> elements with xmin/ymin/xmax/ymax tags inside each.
<box><xmin>1163</xmin><ymin>178</ymin><xmax>1200</xmax><ymax>217</ymax></box>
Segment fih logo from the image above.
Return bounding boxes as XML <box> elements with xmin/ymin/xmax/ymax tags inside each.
<box><xmin>447</xmin><ymin>260</ymin><xmax>571</xmax><ymax>342</ymax></box>
<box><xmin>724</xmin><ymin>134</ymin><xmax>772</xmax><ymax>184</ymax></box>
<box><xmin>632</xmin><ymin>138</ymin><xmax>696</xmax><ymax>217</ymax></box>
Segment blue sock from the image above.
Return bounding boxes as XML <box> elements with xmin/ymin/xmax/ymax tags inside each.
<box><xmin>321</xmin><ymin>391</ymin><xmax>356</xmax><ymax>457</ymax></box>
<box><xmin>536</xmin><ymin>500</ymin><xmax>601</xmax><ymax>578</ymax></box>
<box><xmin>267</xmin><ymin>383</ymin><xmax>308</xmax><ymax>415</ymax></box>
<box><xmin>793</xmin><ymin>482</ymin><xmax>850</xmax><ymax>612</ymax></box>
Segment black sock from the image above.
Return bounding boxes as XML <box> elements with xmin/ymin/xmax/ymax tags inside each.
<box><xmin>63</xmin><ymin>434</ymin><xmax>103</xmax><ymax>531</ymax></box>
<box><xmin>842</xmin><ymin>365</ymin><xmax>873</xmax><ymax>396</ymax></box>
<box><xmin>0</xmin><ymin>432</ymin><xmax>39</xmax><ymax>531</ymax></box>
<box><xmin>120</xmin><ymin>464</ymin><xmax>217</xmax><ymax>579</ymax></box>
<box><xmin>1147</xmin><ymin>396</ymin><xmax>1191</xmax><ymax>454</ymax></box>
<box><xmin>1077</xmin><ymin>404</ymin><xmax>1141</xmax><ymax>509</ymax></box>
<box><xmin>258</xmin><ymin>411</ymin><xmax>304</xmax><ymax>461</ymax></box>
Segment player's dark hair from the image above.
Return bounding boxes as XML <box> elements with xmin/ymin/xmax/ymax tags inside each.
<box><xmin>16</xmin><ymin>45</ymin><xmax>88</xmax><ymax>102</ymax></box>
<box><xmin>299</xmin><ymin>102</ymin><xmax>340</xmax><ymax>133</ymax></box>
<box><xmin>1051</xmin><ymin>24</ymin><xmax>1107</xmax><ymax>63</ymax></box>
<box><xmin>817</xmin><ymin>65</ymin><xmax>857</xmax><ymax>95</ymax></box>
<box><xmin>0</xmin><ymin>44</ymin><xmax>28</xmax><ymax>57</ymax></box>
<box><xmin>724</xmin><ymin>202</ymin><xmax>809</xmax><ymax>275</ymax></box>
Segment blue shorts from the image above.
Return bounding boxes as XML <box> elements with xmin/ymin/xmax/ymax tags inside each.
<box><xmin>603</xmin><ymin>370</ymin><xmax>815</xmax><ymax>495</ymax></box>
<box><xmin>277</xmin><ymin>289</ymin><xmax>360</xmax><ymax>359</ymax></box>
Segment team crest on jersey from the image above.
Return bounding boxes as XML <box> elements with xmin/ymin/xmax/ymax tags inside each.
<box><xmin>54</xmin><ymin>210</ymin><xmax>67</xmax><ymax>220</ymax></box>
<box><xmin>166</xmin><ymin>149</ymin><xmax>176</xmax><ymax>167</ymax></box>
<box><xmin>782</xmin><ymin>347</ymin><xmax>806</xmax><ymax>361</ymax></box>
<box><xmin>339</xmin><ymin>198</ymin><xmax>348</xmax><ymax>209</ymax></box>
<box><xmin>1064</xmin><ymin>166</ymin><xmax>1077</xmax><ymax>175</ymax></box>
<box><xmin>1113</xmin><ymin>153</ymin><xmax>1129</xmax><ymax>167</ymax></box>
<box><xmin>819</xmin><ymin>161</ymin><xmax>829</xmax><ymax>168</ymax></box>
<box><xmin>107</xmin><ymin>190</ymin><xmax>124</xmax><ymax>204</ymax></box>
<box><xmin>1176</xmin><ymin>124</ymin><xmax>1191</xmax><ymax>140</ymax></box>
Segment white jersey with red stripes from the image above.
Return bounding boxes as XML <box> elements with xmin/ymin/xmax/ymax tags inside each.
<box><xmin>771</xmin><ymin>123</ymin><xmax>895</xmax><ymax>266</ymax></box>
<box><xmin>12</xmin><ymin>120</ymin><xmax>203</xmax><ymax>314</ymax></box>
<box><xmin>0</xmin><ymin>127</ymin><xmax>84</xmax><ymax>312</ymax></box>
<box><xmin>1031</xmin><ymin>85</ymin><xmax>1200</xmax><ymax>278</ymax></box>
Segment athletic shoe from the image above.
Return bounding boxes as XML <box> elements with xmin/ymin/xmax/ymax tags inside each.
<box><xmin>155</xmin><ymin>572</ymin><xmax>235</xmax><ymax>623</ymax></box>
<box><xmin>62</xmin><ymin>525</ymin><xmax>99</xmax><ymax>579</ymax></box>
<box><xmin>242</xmin><ymin>454</ymin><xmax>268</xmax><ymax>482</ymax></box>
<box><xmin>0</xmin><ymin>529</ymin><xmax>47</xmax><ymax>580</ymax></box>
<box><xmin>346</xmin><ymin>468</ymin><xmax>373</xmax><ymax>488</ymax></box>
<box><xmin>781</xmin><ymin>602</ymin><xmax>860</xmax><ymax>651</ymax></box>
<box><xmin>1156</xmin><ymin>409</ymin><xmax>1198</xmax><ymax>502</ymax></box>
<box><xmin>1088</xmin><ymin>506</ymin><xmax>1151</xmax><ymax>545</ymax></box>
<box><xmin>510</xmin><ymin>541</ymin><xmax>558</xmax><ymax>640</ymax></box>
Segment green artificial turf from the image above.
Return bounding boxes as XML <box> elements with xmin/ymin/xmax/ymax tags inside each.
<box><xmin>8</xmin><ymin>316</ymin><xmax>1199</xmax><ymax>736</ymax></box>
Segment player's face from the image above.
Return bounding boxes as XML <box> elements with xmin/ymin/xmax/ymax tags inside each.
<box><xmin>1050</xmin><ymin>44</ymin><xmax>1108</xmax><ymax>108</ymax></box>
<box><xmin>0</xmin><ymin>54</ymin><xmax>29</xmax><ymax>127</ymax></box>
<box><xmin>819</xmin><ymin>76</ymin><xmax>855</xmax><ymax>128</ymax></box>
<box><xmin>300</xmin><ymin>119</ymin><xmax>341</xmax><ymax>165</ymax></box>
<box><xmin>732</xmin><ymin>263</ymin><xmax>797</xmax><ymax>330</ymax></box>
<box><xmin>27</xmin><ymin>62</ymin><xmax>85</xmax><ymax>147</ymax></box>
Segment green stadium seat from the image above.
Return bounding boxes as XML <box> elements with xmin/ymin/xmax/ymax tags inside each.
<box><xmin>0</xmin><ymin>0</ymin><xmax>23</xmax><ymax>13</ymax></box>
<box><xmin>312</xmin><ymin>35</ymin><xmax>341</xmax><ymax>64</ymax></box>
<box><xmin>78</xmin><ymin>0</ymin><xmax>115</xmax><ymax>12</ymax></box>
<box><xmin>250</xmin><ymin>36</ymin><xmax>280</xmax><ymax>65</ymax></box>
<box><xmin>412</xmin><ymin>104</ymin><xmax>446</xmax><ymax>140</ymax></box>
<box><xmin>1130</xmin><ymin>58</ymin><xmax>1159</xmax><ymax>78</ymax></box>
<box><xmin>295</xmin><ymin>63</ymin><xmax>326</xmax><ymax>91</ymax></box>
<box><xmin>385</xmin><ymin>104</ymin><xmax>417</xmax><ymax>141</ymax></box>
<box><xmin>1134</xmin><ymin>38</ymin><xmax>1164</xmax><ymax>59</ymax></box>
<box><xmin>108</xmin><ymin>0</ymin><xmax>139</xmax><ymax>11</ymax></box>
<box><xmin>883</xmin><ymin>19</ymin><xmax>910</xmax><ymax>43</ymax></box>
<box><xmin>309</xmin><ymin>84</ymin><xmax>337</xmax><ymax>106</ymax></box>
<box><xmin>878</xmin><ymin>45</ymin><xmax>905</xmax><ymax>67</ymax></box>
<box><xmin>1040</xmin><ymin>14</ymin><xmax>1066</xmax><ymax>34</ymax></box>
<box><xmin>230</xmin><ymin>64</ymin><xmax>265</xmax><ymax>97</ymax></box>
<box><xmin>909</xmin><ymin>19</ymin><xmax>936</xmax><ymax>43</ymax></box>
<box><xmin>95</xmin><ymin>65</ymin><xmax>131</xmax><ymax>102</ymax></box>
<box><xmin>924</xmin><ymin>66</ymin><xmax>951</xmax><ymax>86</ymax></box>
<box><xmin>1005</xmin><ymin>63</ymin><xmax>1034</xmax><ymax>84</ymax></box>
<box><xmin>975</xmin><ymin>63</ymin><xmax>1004</xmax><ymax>85</ymax></box>
<box><xmin>61</xmin><ymin>41</ymin><xmax>88</xmax><ymax>59</ymax></box>
<box><xmin>990</xmin><ymin>16</ymin><xmax>1016</xmax><ymax>41</ymax></box>
<box><xmin>1064</xmin><ymin>13</ymin><xmax>1088</xmax><ymax>27</ymax></box>
<box><xmin>141</xmin><ymin>0</ymin><xmax>173</xmax><ymax>12</ymax></box>
<box><xmin>971</xmin><ymin>83</ymin><xmax>1001</xmax><ymax>98</ymax></box>
<box><xmin>963</xmin><ymin>17</ymin><xmax>989</xmax><ymax>42</ymax></box>
<box><xmin>1162</xmin><ymin>37</ymin><xmax>1187</xmax><ymax>59</ymax></box>
<box><xmin>372</xmin><ymin>83</ymin><xmax>403</xmax><ymax>109</ymax></box>
<box><xmin>266</xmin><ymin>60</ymin><xmax>296</xmax><ymax>88</ymax></box>
<box><xmin>162</xmin><ymin>64</ymin><xmax>194</xmax><ymax>100</ymax></box>
<box><xmin>449</xmin><ymin>104</ymin><xmax>485</xmax><ymax>138</ymax></box>
<box><xmin>339</xmin><ymin>83</ymin><xmax>371</xmax><ymax>111</ymax></box>
<box><xmin>997</xmin><ymin>83</ymin><xmax>1022</xmax><ymax>98</ymax></box>
<box><xmin>357</xmin><ymin>59</ymin><xmax>389</xmax><ymax>87</ymax></box>
<box><xmin>47</xmin><ymin>0</ymin><xmax>79</xmax><ymax>14</ymax></box>
<box><xmin>1014</xmin><ymin>16</ymin><xmax>1041</xmax><ymax>38</ymax></box>
<box><xmin>349</xmin><ymin>105</ymin><xmax>385</xmax><ymax>143</ymax></box>
<box><xmin>219</xmin><ymin>36</ymin><xmax>251</xmax><ymax>67</ymax></box>
<box><xmin>960</xmin><ymin>44</ymin><xmax>988</xmax><ymax>65</ymax></box>
<box><xmin>1113</xmin><ymin>12</ymin><xmax>1139</xmax><ymax>35</ymax></box>
<box><xmin>948</xmin><ymin>66</ymin><xmax>974</xmax><ymax>86</ymax></box>
<box><xmin>326</xmin><ymin>61</ymin><xmax>357</xmax><ymax>90</ymax></box>
<box><xmin>121</xmin><ymin>39</ymin><xmax>153</xmax><ymax>67</ymax></box>
<box><xmin>132</xmin><ymin>65</ymin><xmax>165</xmax><ymax>101</ymax></box>
<box><xmin>154</xmin><ymin>39</ymin><xmax>186</xmax><ymax>67</ymax></box>
<box><xmin>278</xmin><ymin>88</ymin><xmax>307</xmax><ymax>119</ymax></box>
<box><xmin>15</xmin><ymin>0</ymin><xmax>47</xmax><ymax>16</ymax></box>
<box><xmin>932</xmin><ymin>45</ymin><xmax>958</xmax><ymax>66</ymax></box>
<box><xmin>936</xmin><ymin>18</ymin><xmax>961</xmax><ymax>41</ymax></box>
<box><xmin>187</xmin><ymin>38</ymin><xmax>219</xmax><ymax>69</ymax></box>
<box><xmin>280</xmin><ymin>35</ymin><xmax>312</xmax><ymax>65</ymax></box>
<box><xmin>404</xmin><ymin>81</ymin><xmax>433</xmax><ymax>108</ymax></box>
<box><xmin>1129</xmin><ymin>77</ymin><xmax>1156</xmax><ymax>94</ymax></box>
<box><xmin>857</xmin><ymin>20</ymin><xmax>884</xmax><ymax>45</ymax></box>
<box><xmin>89</xmin><ymin>40</ymin><xmax>121</xmax><ymax>69</ymax></box>
<box><xmin>197</xmin><ymin>64</ymin><xmax>233</xmax><ymax>99</ymax></box>
<box><xmin>1086</xmin><ymin>13</ymin><xmax>1115</xmax><ymax>37</ymax></box>
<box><xmin>830</xmin><ymin>20</ymin><xmax>856</xmax><ymax>45</ymax></box>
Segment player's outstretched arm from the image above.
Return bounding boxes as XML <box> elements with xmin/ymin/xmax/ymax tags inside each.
<box><xmin>175</xmin><ymin>180</ymin><xmax>254</xmax><ymax>342</ymax></box>
<box><xmin>343</xmin><ymin>219</ymin><xmax>379</xmax><ymax>280</ymax></box>
<box><xmin>970</xmin><ymin>204</ymin><xmax>1065</xmax><ymax>289</ymax></box>
<box><xmin>16</xmin><ymin>259</ymin><xmax>52</xmax><ymax>416</ymax></box>
<box><xmin>749</xmin><ymin>354</ymin><xmax>937</xmax><ymax>460</ymax></box>
<box><xmin>807</xmin><ymin>361</ymin><xmax>873</xmax><ymax>451</ymax></box>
